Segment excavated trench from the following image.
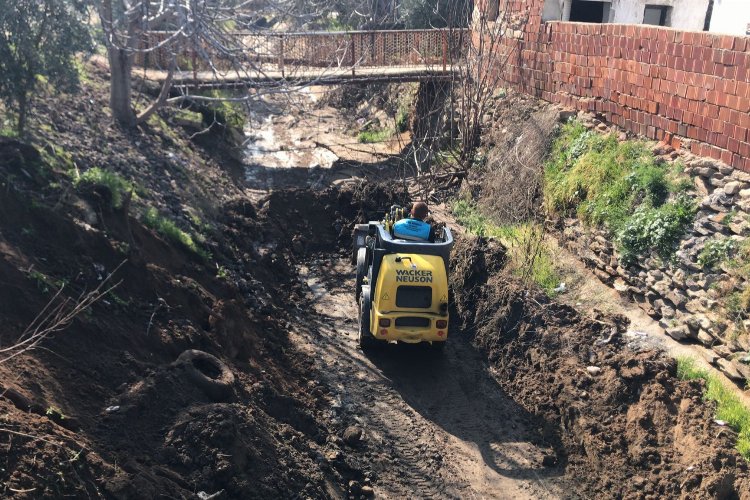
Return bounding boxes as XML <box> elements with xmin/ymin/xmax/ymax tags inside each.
<box><xmin>211</xmin><ymin>81</ymin><xmax>750</xmax><ymax>494</ymax></box>
<box><xmin>2</xmin><ymin>79</ymin><xmax>748</xmax><ymax>497</ymax></box>
<box><xmin>259</xmin><ymin>186</ymin><xmax>750</xmax><ymax>498</ymax></box>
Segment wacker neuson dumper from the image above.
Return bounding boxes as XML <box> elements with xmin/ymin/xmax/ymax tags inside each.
<box><xmin>352</xmin><ymin>206</ymin><xmax>454</xmax><ymax>350</ymax></box>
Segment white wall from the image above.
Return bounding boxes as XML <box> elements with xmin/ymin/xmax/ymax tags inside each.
<box><xmin>709</xmin><ymin>0</ymin><xmax>750</xmax><ymax>36</ymax></box>
<box><xmin>541</xmin><ymin>0</ymin><xmax>712</xmax><ymax>31</ymax></box>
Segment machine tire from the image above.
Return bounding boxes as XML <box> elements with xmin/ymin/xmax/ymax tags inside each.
<box><xmin>355</xmin><ymin>247</ymin><xmax>368</xmax><ymax>302</ymax></box>
<box><xmin>358</xmin><ymin>291</ymin><xmax>377</xmax><ymax>350</ymax></box>
<box><xmin>174</xmin><ymin>350</ymin><xmax>235</xmax><ymax>401</ymax></box>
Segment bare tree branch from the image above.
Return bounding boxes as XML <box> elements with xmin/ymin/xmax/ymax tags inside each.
<box><xmin>0</xmin><ymin>262</ymin><xmax>125</xmax><ymax>365</ymax></box>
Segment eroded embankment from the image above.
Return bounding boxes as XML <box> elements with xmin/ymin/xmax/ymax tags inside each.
<box><xmin>0</xmin><ymin>136</ymin><xmax>402</xmax><ymax>498</ymax></box>
<box><xmin>451</xmin><ymin>237</ymin><xmax>750</xmax><ymax>498</ymax></box>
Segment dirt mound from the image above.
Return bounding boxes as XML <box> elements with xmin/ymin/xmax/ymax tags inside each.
<box><xmin>0</xmin><ymin>137</ymin><xmax>359</xmax><ymax>497</ymax></box>
<box><xmin>255</xmin><ymin>182</ymin><xmax>410</xmax><ymax>255</ymax></box>
<box><xmin>450</xmin><ymin>237</ymin><xmax>750</xmax><ymax>498</ymax></box>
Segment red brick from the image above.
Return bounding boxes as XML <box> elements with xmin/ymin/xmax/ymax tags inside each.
<box><xmin>718</xmin><ymin>35</ymin><xmax>735</xmax><ymax>50</ymax></box>
<box><xmin>729</xmin><ymin>137</ymin><xmax>741</xmax><ymax>154</ymax></box>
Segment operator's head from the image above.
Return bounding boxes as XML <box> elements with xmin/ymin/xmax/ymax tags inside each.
<box><xmin>411</xmin><ymin>201</ymin><xmax>429</xmax><ymax>221</ymax></box>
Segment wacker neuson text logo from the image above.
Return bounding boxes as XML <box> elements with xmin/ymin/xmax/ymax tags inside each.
<box><xmin>395</xmin><ymin>269</ymin><xmax>433</xmax><ymax>283</ymax></box>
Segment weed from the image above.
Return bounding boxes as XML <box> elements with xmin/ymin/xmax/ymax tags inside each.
<box><xmin>45</xmin><ymin>406</ymin><xmax>66</xmax><ymax>420</ymax></box>
<box><xmin>616</xmin><ymin>194</ymin><xmax>696</xmax><ymax>265</ymax></box>
<box><xmin>74</xmin><ymin>167</ymin><xmax>133</xmax><ymax>210</ymax></box>
<box><xmin>215</xmin><ymin>264</ymin><xmax>229</xmax><ymax>280</ymax></box>
<box><xmin>452</xmin><ymin>199</ymin><xmax>561</xmax><ymax>295</ymax></box>
<box><xmin>142</xmin><ymin>207</ymin><xmax>210</xmax><ymax>261</ymax></box>
<box><xmin>198</xmin><ymin>90</ymin><xmax>246</xmax><ymax>130</ymax></box>
<box><xmin>395</xmin><ymin>107</ymin><xmax>410</xmax><ymax>133</ymax></box>
<box><xmin>698</xmin><ymin>238</ymin><xmax>736</xmax><ymax>269</ymax></box>
<box><xmin>107</xmin><ymin>291</ymin><xmax>131</xmax><ymax>308</ymax></box>
<box><xmin>677</xmin><ymin>357</ymin><xmax>750</xmax><ymax>459</ymax></box>
<box><xmin>545</xmin><ymin>121</ymin><xmax>695</xmax><ymax>262</ymax></box>
<box><xmin>28</xmin><ymin>269</ymin><xmax>53</xmax><ymax>293</ymax></box>
<box><xmin>0</xmin><ymin>121</ymin><xmax>18</xmax><ymax>137</ymax></box>
<box><xmin>357</xmin><ymin>127</ymin><xmax>393</xmax><ymax>144</ymax></box>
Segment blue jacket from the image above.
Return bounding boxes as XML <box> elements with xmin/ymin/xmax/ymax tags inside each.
<box><xmin>393</xmin><ymin>218</ymin><xmax>431</xmax><ymax>241</ymax></box>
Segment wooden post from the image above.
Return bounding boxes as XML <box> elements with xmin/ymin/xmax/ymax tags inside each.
<box><xmin>192</xmin><ymin>46</ymin><xmax>198</xmax><ymax>82</ymax></box>
<box><xmin>442</xmin><ymin>30</ymin><xmax>447</xmax><ymax>72</ymax></box>
<box><xmin>350</xmin><ymin>33</ymin><xmax>356</xmax><ymax>76</ymax></box>
<box><xmin>279</xmin><ymin>35</ymin><xmax>285</xmax><ymax>78</ymax></box>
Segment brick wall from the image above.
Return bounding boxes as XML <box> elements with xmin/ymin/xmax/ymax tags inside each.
<box><xmin>483</xmin><ymin>3</ymin><xmax>750</xmax><ymax>170</ymax></box>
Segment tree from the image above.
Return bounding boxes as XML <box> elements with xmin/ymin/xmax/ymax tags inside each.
<box><xmin>399</xmin><ymin>0</ymin><xmax>471</xmax><ymax>28</ymax></box>
<box><xmin>427</xmin><ymin>0</ymin><xmax>528</xmax><ymax>185</ymax></box>
<box><xmin>97</xmin><ymin>0</ymin><xmax>308</xmax><ymax>128</ymax></box>
<box><xmin>0</xmin><ymin>0</ymin><xmax>91</xmax><ymax>135</ymax></box>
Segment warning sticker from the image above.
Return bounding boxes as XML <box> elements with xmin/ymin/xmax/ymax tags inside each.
<box><xmin>381</xmin><ymin>292</ymin><xmax>390</xmax><ymax>300</ymax></box>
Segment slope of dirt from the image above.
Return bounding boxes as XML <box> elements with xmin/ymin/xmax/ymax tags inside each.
<box><xmin>0</xmin><ymin>136</ymin><xmax>365</xmax><ymax>498</ymax></box>
<box><xmin>451</xmin><ymin>237</ymin><xmax>750</xmax><ymax>498</ymax></box>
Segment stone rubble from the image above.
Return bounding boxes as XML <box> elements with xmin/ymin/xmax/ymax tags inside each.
<box><xmin>556</xmin><ymin>111</ymin><xmax>750</xmax><ymax>386</ymax></box>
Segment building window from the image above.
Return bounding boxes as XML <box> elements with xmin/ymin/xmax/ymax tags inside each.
<box><xmin>643</xmin><ymin>5</ymin><xmax>671</xmax><ymax>26</ymax></box>
<box><xmin>569</xmin><ymin>0</ymin><xmax>612</xmax><ymax>23</ymax></box>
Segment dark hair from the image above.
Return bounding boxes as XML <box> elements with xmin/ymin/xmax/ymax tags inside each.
<box><xmin>411</xmin><ymin>201</ymin><xmax>428</xmax><ymax>220</ymax></box>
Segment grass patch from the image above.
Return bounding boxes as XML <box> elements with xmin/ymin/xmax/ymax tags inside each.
<box><xmin>198</xmin><ymin>90</ymin><xmax>246</xmax><ymax>130</ymax></box>
<box><xmin>698</xmin><ymin>238</ymin><xmax>736</xmax><ymax>269</ymax></box>
<box><xmin>143</xmin><ymin>207</ymin><xmax>210</xmax><ymax>261</ymax></box>
<box><xmin>395</xmin><ymin>106</ymin><xmax>410</xmax><ymax>133</ymax></box>
<box><xmin>357</xmin><ymin>127</ymin><xmax>394</xmax><ymax>144</ymax></box>
<box><xmin>74</xmin><ymin>167</ymin><xmax>134</xmax><ymax>210</ymax></box>
<box><xmin>544</xmin><ymin>121</ymin><xmax>695</xmax><ymax>264</ymax></box>
<box><xmin>677</xmin><ymin>357</ymin><xmax>750</xmax><ymax>459</ymax></box>
<box><xmin>452</xmin><ymin>199</ymin><xmax>561</xmax><ymax>295</ymax></box>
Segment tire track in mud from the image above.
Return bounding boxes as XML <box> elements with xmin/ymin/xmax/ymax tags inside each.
<box><xmin>292</xmin><ymin>258</ymin><xmax>571</xmax><ymax>499</ymax></box>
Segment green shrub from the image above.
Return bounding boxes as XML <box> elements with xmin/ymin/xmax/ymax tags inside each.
<box><xmin>198</xmin><ymin>90</ymin><xmax>246</xmax><ymax>130</ymax></box>
<box><xmin>395</xmin><ymin>107</ymin><xmax>410</xmax><ymax>133</ymax></box>
<box><xmin>677</xmin><ymin>357</ymin><xmax>750</xmax><ymax>460</ymax></box>
<box><xmin>616</xmin><ymin>194</ymin><xmax>696</xmax><ymax>264</ymax></box>
<box><xmin>143</xmin><ymin>207</ymin><xmax>210</xmax><ymax>261</ymax></box>
<box><xmin>357</xmin><ymin>127</ymin><xmax>393</xmax><ymax>143</ymax></box>
<box><xmin>452</xmin><ymin>199</ymin><xmax>561</xmax><ymax>295</ymax></box>
<box><xmin>545</xmin><ymin>121</ymin><xmax>695</xmax><ymax>262</ymax></box>
<box><xmin>698</xmin><ymin>238</ymin><xmax>736</xmax><ymax>269</ymax></box>
<box><xmin>74</xmin><ymin>167</ymin><xmax>133</xmax><ymax>209</ymax></box>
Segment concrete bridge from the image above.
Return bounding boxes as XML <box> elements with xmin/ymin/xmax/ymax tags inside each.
<box><xmin>136</xmin><ymin>29</ymin><xmax>468</xmax><ymax>89</ymax></box>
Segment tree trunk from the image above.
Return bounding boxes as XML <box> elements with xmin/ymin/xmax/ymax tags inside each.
<box><xmin>108</xmin><ymin>48</ymin><xmax>136</xmax><ymax>127</ymax></box>
<box><xmin>16</xmin><ymin>91</ymin><xmax>28</xmax><ymax>136</ymax></box>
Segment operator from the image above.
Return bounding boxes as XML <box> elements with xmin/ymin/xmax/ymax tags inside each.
<box><xmin>393</xmin><ymin>201</ymin><xmax>435</xmax><ymax>242</ymax></box>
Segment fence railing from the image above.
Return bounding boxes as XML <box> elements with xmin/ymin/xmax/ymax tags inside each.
<box><xmin>134</xmin><ymin>29</ymin><xmax>469</xmax><ymax>78</ymax></box>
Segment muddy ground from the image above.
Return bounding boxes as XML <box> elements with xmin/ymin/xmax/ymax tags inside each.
<box><xmin>1</xmin><ymin>64</ymin><xmax>749</xmax><ymax>499</ymax></box>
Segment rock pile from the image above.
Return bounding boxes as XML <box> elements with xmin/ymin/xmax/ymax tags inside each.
<box><xmin>556</xmin><ymin>113</ymin><xmax>750</xmax><ymax>385</ymax></box>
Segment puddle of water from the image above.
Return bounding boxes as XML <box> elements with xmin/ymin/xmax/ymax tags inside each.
<box><xmin>243</xmin><ymin>94</ymin><xmax>339</xmax><ymax>186</ymax></box>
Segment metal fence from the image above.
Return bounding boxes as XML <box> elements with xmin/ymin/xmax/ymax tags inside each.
<box><xmin>134</xmin><ymin>29</ymin><xmax>469</xmax><ymax>77</ymax></box>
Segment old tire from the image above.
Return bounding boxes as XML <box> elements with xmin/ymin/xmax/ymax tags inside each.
<box><xmin>358</xmin><ymin>292</ymin><xmax>377</xmax><ymax>350</ymax></box>
<box><xmin>175</xmin><ymin>350</ymin><xmax>235</xmax><ymax>401</ymax></box>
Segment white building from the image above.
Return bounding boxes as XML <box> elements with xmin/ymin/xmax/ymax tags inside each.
<box><xmin>540</xmin><ymin>0</ymin><xmax>750</xmax><ymax>35</ymax></box>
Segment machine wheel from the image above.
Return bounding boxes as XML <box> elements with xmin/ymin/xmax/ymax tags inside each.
<box><xmin>358</xmin><ymin>293</ymin><xmax>377</xmax><ymax>350</ymax></box>
<box><xmin>355</xmin><ymin>247</ymin><xmax>368</xmax><ymax>302</ymax></box>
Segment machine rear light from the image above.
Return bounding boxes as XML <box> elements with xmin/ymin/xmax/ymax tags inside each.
<box><xmin>380</xmin><ymin>329</ymin><xmax>388</xmax><ymax>336</ymax></box>
<box><xmin>435</xmin><ymin>320</ymin><xmax>448</xmax><ymax>329</ymax></box>
<box><xmin>379</xmin><ymin>318</ymin><xmax>391</xmax><ymax>327</ymax></box>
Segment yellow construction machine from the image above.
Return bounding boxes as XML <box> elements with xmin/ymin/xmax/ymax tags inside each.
<box><xmin>352</xmin><ymin>206</ymin><xmax>454</xmax><ymax>350</ymax></box>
